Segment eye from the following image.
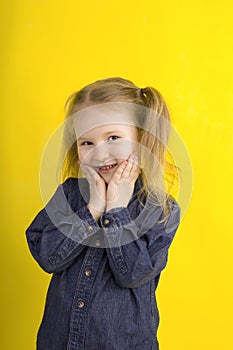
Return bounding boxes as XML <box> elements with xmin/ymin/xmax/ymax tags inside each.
<box><xmin>108</xmin><ymin>135</ymin><xmax>120</xmax><ymax>142</ymax></box>
<box><xmin>80</xmin><ymin>141</ymin><xmax>93</xmax><ymax>146</ymax></box>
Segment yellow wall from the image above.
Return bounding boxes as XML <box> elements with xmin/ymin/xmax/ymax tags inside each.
<box><xmin>1</xmin><ymin>0</ymin><xmax>232</xmax><ymax>349</ymax></box>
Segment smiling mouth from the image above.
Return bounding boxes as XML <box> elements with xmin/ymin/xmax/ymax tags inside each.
<box><xmin>97</xmin><ymin>163</ymin><xmax>118</xmax><ymax>172</ymax></box>
<box><xmin>99</xmin><ymin>163</ymin><xmax>117</xmax><ymax>170</ymax></box>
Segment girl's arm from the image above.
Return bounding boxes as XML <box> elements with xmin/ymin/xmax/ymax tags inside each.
<box><xmin>100</xmin><ymin>198</ymin><xmax>181</xmax><ymax>289</ymax></box>
<box><xmin>25</xmin><ymin>178</ymin><xmax>101</xmax><ymax>273</ymax></box>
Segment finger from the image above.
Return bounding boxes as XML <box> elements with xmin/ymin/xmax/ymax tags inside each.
<box><xmin>121</xmin><ymin>152</ymin><xmax>140</xmax><ymax>177</ymax></box>
<box><xmin>130</xmin><ymin>153</ymin><xmax>141</xmax><ymax>175</ymax></box>
<box><xmin>121</xmin><ymin>157</ymin><xmax>134</xmax><ymax>179</ymax></box>
<box><xmin>80</xmin><ymin>164</ymin><xmax>99</xmax><ymax>184</ymax></box>
<box><xmin>124</xmin><ymin>154</ymin><xmax>141</xmax><ymax>181</ymax></box>
<box><xmin>131</xmin><ymin>166</ymin><xmax>141</xmax><ymax>182</ymax></box>
<box><xmin>110</xmin><ymin>161</ymin><xmax>128</xmax><ymax>184</ymax></box>
<box><xmin>129</xmin><ymin>166</ymin><xmax>141</xmax><ymax>183</ymax></box>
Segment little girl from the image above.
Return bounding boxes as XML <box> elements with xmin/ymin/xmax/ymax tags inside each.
<box><xmin>26</xmin><ymin>77</ymin><xmax>181</xmax><ymax>350</ymax></box>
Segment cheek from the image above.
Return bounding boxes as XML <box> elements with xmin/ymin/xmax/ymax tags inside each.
<box><xmin>109</xmin><ymin>141</ymin><xmax>137</xmax><ymax>160</ymax></box>
<box><xmin>78</xmin><ymin>148</ymin><xmax>96</xmax><ymax>164</ymax></box>
<box><xmin>77</xmin><ymin>148</ymin><xmax>87</xmax><ymax>162</ymax></box>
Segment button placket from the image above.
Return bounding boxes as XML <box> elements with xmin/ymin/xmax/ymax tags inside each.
<box><xmin>68</xmin><ymin>248</ymin><xmax>104</xmax><ymax>348</ymax></box>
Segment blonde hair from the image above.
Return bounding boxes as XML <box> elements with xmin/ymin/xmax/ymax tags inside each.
<box><xmin>60</xmin><ymin>77</ymin><xmax>179</xmax><ymax>224</ymax></box>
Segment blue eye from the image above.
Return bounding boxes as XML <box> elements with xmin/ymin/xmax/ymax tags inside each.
<box><xmin>108</xmin><ymin>135</ymin><xmax>120</xmax><ymax>141</ymax></box>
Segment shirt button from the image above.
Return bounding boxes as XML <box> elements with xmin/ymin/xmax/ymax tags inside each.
<box><xmin>77</xmin><ymin>301</ymin><xmax>85</xmax><ymax>308</ymax></box>
<box><xmin>95</xmin><ymin>239</ymin><xmax>101</xmax><ymax>247</ymax></box>
<box><xmin>87</xmin><ymin>225</ymin><xmax>93</xmax><ymax>232</ymax></box>
<box><xmin>85</xmin><ymin>269</ymin><xmax>92</xmax><ymax>276</ymax></box>
<box><xmin>103</xmin><ymin>219</ymin><xmax>110</xmax><ymax>226</ymax></box>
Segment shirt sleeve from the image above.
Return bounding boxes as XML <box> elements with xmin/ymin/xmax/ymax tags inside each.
<box><xmin>100</xmin><ymin>198</ymin><xmax>181</xmax><ymax>288</ymax></box>
<box><xmin>25</xmin><ymin>178</ymin><xmax>100</xmax><ymax>273</ymax></box>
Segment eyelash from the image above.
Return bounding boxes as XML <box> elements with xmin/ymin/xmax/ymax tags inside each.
<box><xmin>80</xmin><ymin>135</ymin><xmax>120</xmax><ymax>146</ymax></box>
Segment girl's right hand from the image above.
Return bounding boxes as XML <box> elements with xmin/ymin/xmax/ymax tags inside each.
<box><xmin>78</xmin><ymin>162</ymin><xmax>107</xmax><ymax>215</ymax></box>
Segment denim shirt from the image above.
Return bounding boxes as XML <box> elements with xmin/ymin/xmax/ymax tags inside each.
<box><xmin>25</xmin><ymin>174</ymin><xmax>180</xmax><ymax>350</ymax></box>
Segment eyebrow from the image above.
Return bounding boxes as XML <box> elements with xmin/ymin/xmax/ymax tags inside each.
<box><xmin>78</xmin><ymin>130</ymin><xmax>122</xmax><ymax>141</ymax></box>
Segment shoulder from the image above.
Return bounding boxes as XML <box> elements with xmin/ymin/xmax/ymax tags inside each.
<box><xmin>167</xmin><ymin>194</ymin><xmax>180</xmax><ymax>212</ymax></box>
<box><xmin>61</xmin><ymin>177</ymin><xmax>88</xmax><ymax>193</ymax></box>
<box><xmin>60</xmin><ymin>177</ymin><xmax>90</xmax><ymax>207</ymax></box>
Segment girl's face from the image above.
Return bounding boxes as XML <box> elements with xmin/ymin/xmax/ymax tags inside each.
<box><xmin>74</xmin><ymin>110</ymin><xmax>139</xmax><ymax>184</ymax></box>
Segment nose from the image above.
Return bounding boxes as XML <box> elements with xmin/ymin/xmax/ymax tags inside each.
<box><xmin>92</xmin><ymin>144</ymin><xmax>110</xmax><ymax>165</ymax></box>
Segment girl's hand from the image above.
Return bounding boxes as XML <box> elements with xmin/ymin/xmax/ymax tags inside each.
<box><xmin>79</xmin><ymin>162</ymin><xmax>107</xmax><ymax>215</ymax></box>
<box><xmin>106</xmin><ymin>152</ymin><xmax>141</xmax><ymax>212</ymax></box>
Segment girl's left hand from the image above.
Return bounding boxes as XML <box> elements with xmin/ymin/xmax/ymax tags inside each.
<box><xmin>106</xmin><ymin>152</ymin><xmax>141</xmax><ymax>212</ymax></box>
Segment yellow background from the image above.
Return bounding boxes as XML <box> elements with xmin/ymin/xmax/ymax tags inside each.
<box><xmin>1</xmin><ymin>0</ymin><xmax>233</xmax><ymax>349</ymax></box>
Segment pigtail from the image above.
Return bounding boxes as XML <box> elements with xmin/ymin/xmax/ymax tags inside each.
<box><xmin>139</xmin><ymin>86</ymin><xmax>179</xmax><ymax>223</ymax></box>
<box><xmin>140</xmin><ymin>87</ymin><xmax>167</xmax><ymax>117</ymax></box>
<box><xmin>64</xmin><ymin>91</ymin><xmax>78</xmax><ymax>117</ymax></box>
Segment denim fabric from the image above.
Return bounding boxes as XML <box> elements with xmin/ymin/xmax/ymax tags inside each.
<box><xmin>25</xmin><ymin>174</ymin><xmax>180</xmax><ymax>350</ymax></box>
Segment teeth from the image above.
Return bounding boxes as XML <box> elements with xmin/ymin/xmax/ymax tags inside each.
<box><xmin>100</xmin><ymin>164</ymin><xmax>116</xmax><ymax>170</ymax></box>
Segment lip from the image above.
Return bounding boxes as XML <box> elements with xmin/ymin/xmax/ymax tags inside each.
<box><xmin>97</xmin><ymin>163</ymin><xmax>118</xmax><ymax>174</ymax></box>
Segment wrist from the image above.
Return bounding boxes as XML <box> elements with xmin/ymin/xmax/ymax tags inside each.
<box><xmin>106</xmin><ymin>203</ymin><xmax>127</xmax><ymax>212</ymax></box>
<box><xmin>87</xmin><ymin>204</ymin><xmax>105</xmax><ymax>223</ymax></box>
<box><xmin>88</xmin><ymin>204</ymin><xmax>104</xmax><ymax>213</ymax></box>
<box><xmin>88</xmin><ymin>200</ymin><xmax>105</xmax><ymax>213</ymax></box>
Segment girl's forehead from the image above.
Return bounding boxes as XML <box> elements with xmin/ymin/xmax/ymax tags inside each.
<box><xmin>73</xmin><ymin>109</ymin><xmax>136</xmax><ymax>138</ymax></box>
